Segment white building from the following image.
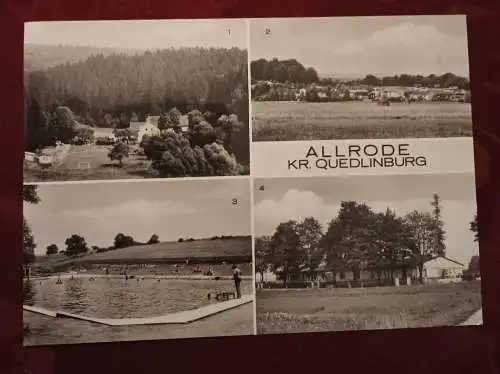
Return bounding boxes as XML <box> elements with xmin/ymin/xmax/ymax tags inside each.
<box><xmin>422</xmin><ymin>256</ymin><xmax>464</xmax><ymax>279</ymax></box>
<box><xmin>130</xmin><ymin>115</ymin><xmax>161</xmax><ymax>142</ymax></box>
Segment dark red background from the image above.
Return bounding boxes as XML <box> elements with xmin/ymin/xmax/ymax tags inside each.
<box><xmin>1</xmin><ymin>1</ymin><xmax>499</xmax><ymax>373</ymax></box>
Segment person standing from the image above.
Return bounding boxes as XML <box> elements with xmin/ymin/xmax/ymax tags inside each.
<box><xmin>232</xmin><ymin>264</ymin><xmax>242</xmax><ymax>298</ymax></box>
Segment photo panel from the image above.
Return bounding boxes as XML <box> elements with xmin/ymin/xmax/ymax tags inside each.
<box><xmin>22</xmin><ymin>177</ymin><xmax>254</xmax><ymax>346</ymax></box>
<box><xmin>249</xmin><ymin>15</ymin><xmax>472</xmax><ymax>142</ymax></box>
<box><xmin>253</xmin><ymin>173</ymin><xmax>482</xmax><ymax>335</ymax></box>
<box><xmin>24</xmin><ymin>19</ymin><xmax>250</xmax><ymax>183</ymax></box>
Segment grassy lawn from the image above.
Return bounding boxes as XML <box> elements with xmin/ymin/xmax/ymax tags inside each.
<box><xmin>24</xmin><ymin>302</ymin><xmax>253</xmax><ymax>346</ymax></box>
<box><xmin>256</xmin><ymin>281</ymin><xmax>482</xmax><ymax>334</ymax></box>
<box><xmin>24</xmin><ymin>144</ymin><xmax>155</xmax><ymax>182</ymax></box>
<box><xmin>252</xmin><ymin>101</ymin><xmax>473</xmax><ymax>141</ymax></box>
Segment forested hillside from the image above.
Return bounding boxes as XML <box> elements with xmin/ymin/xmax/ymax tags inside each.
<box><xmin>25</xmin><ymin>46</ymin><xmax>249</xmax><ymax>167</ymax></box>
<box><xmin>24</xmin><ymin>44</ymin><xmax>142</xmax><ymax>71</ymax></box>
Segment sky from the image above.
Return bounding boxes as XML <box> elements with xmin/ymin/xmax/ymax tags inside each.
<box><xmin>24</xmin><ymin>19</ymin><xmax>247</xmax><ymax>50</ymax></box>
<box><xmin>254</xmin><ymin>172</ymin><xmax>478</xmax><ymax>266</ymax></box>
<box><xmin>24</xmin><ymin>178</ymin><xmax>251</xmax><ymax>255</ymax></box>
<box><xmin>250</xmin><ymin>15</ymin><xmax>470</xmax><ymax>78</ymax></box>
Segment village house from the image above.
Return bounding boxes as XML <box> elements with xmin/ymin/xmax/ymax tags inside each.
<box><xmin>129</xmin><ymin>115</ymin><xmax>161</xmax><ymax>142</ymax></box>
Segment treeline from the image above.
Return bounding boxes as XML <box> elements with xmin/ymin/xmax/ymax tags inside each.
<box><xmin>251</xmin><ymin>58</ymin><xmax>319</xmax><ymax>84</ymax></box>
<box><xmin>250</xmin><ymin>57</ymin><xmax>470</xmax><ymax>90</ymax></box>
<box><xmin>255</xmin><ymin>195</ymin><xmax>462</xmax><ymax>285</ymax></box>
<box><xmin>359</xmin><ymin>73</ymin><xmax>470</xmax><ymax>90</ymax></box>
<box><xmin>24</xmin><ymin>44</ymin><xmax>141</xmax><ymax>71</ymax></box>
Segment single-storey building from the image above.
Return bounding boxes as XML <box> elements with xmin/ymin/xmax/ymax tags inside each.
<box><xmin>258</xmin><ymin>256</ymin><xmax>464</xmax><ymax>287</ymax></box>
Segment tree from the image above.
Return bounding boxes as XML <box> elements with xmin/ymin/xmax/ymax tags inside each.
<box><xmin>321</xmin><ymin>201</ymin><xmax>380</xmax><ymax>281</ymax></box>
<box><xmin>371</xmin><ymin>209</ymin><xmax>416</xmax><ymax>283</ymax></box>
<box><xmin>114</xmin><ymin>233</ymin><xmax>135</xmax><ymax>249</ymax></box>
<box><xmin>23</xmin><ymin>218</ymin><xmax>36</xmax><ymax>265</ymax></box>
<box><xmin>147</xmin><ymin>234</ymin><xmax>160</xmax><ymax>245</ymax></box>
<box><xmin>468</xmin><ymin>255</ymin><xmax>480</xmax><ymax>274</ymax></box>
<box><xmin>23</xmin><ymin>185</ymin><xmax>41</xmax><ymax>204</ymax></box>
<box><xmin>157</xmin><ymin>112</ymin><xmax>168</xmax><ymax>131</ymax></box>
<box><xmin>404</xmin><ymin>210</ymin><xmax>439</xmax><ymax>283</ymax></box>
<box><xmin>296</xmin><ymin>217</ymin><xmax>323</xmax><ymax>270</ymax></box>
<box><xmin>65</xmin><ymin>234</ymin><xmax>88</xmax><ymax>257</ymax></box>
<box><xmin>23</xmin><ymin>185</ymin><xmax>40</xmax><ymax>266</ymax></box>
<box><xmin>430</xmin><ymin>193</ymin><xmax>446</xmax><ymax>256</ymax></box>
<box><xmin>46</xmin><ymin>244</ymin><xmax>59</xmax><ymax>255</ymax></box>
<box><xmin>255</xmin><ymin>235</ymin><xmax>271</xmax><ymax>282</ymax></box>
<box><xmin>108</xmin><ymin>142</ymin><xmax>129</xmax><ymax>166</ymax></box>
<box><xmin>268</xmin><ymin>221</ymin><xmax>301</xmax><ymax>286</ymax></box>
<box><xmin>470</xmin><ymin>214</ymin><xmax>479</xmax><ymax>242</ymax></box>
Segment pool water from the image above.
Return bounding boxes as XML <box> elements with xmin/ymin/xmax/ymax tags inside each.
<box><xmin>23</xmin><ymin>277</ymin><xmax>252</xmax><ymax>319</ymax></box>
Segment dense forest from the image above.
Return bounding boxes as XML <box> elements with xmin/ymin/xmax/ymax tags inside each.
<box><xmin>250</xmin><ymin>58</ymin><xmax>470</xmax><ymax>90</ymax></box>
<box><xmin>25</xmin><ymin>46</ymin><xmax>250</xmax><ymax>168</ymax></box>
<box><xmin>24</xmin><ymin>44</ymin><xmax>142</xmax><ymax>71</ymax></box>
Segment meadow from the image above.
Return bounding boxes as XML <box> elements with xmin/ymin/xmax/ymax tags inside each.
<box><xmin>24</xmin><ymin>143</ymin><xmax>154</xmax><ymax>182</ymax></box>
<box><xmin>252</xmin><ymin>101</ymin><xmax>473</xmax><ymax>141</ymax></box>
<box><xmin>256</xmin><ymin>281</ymin><xmax>482</xmax><ymax>334</ymax></box>
<box><xmin>32</xmin><ymin>236</ymin><xmax>252</xmax><ymax>274</ymax></box>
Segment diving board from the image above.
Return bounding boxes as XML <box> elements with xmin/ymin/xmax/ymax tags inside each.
<box><xmin>23</xmin><ymin>294</ymin><xmax>253</xmax><ymax>326</ymax></box>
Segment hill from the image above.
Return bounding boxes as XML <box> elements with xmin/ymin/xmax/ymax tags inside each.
<box><xmin>24</xmin><ymin>44</ymin><xmax>144</xmax><ymax>71</ymax></box>
<box><xmin>34</xmin><ymin>236</ymin><xmax>252</xmax><ymax>270</ymax></box>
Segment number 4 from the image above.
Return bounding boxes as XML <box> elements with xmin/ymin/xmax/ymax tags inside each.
<box><xmin>265</xmin><ymin>28</ymin><xmax>271</xmax><ymax>35</ymax></box>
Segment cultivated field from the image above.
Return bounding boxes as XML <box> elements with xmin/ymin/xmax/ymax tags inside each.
<box><xmin>24</xmin><ymin>143</ymin><xmax>154</xmax><ymax>182</ymax></box>
<box><xmin>33</xmin><ymin>236</ymin><xmax>252</xmax><ymax>273</ymax></box>
<box><xmin>256</xmin><ymin>281</ymin><xmax>482</xmax><ymax>334</ymax></box>
<box><xmin>252</xmin><ymin>101</ymin><xmax>473</xmax><ymax>141</ymax></box>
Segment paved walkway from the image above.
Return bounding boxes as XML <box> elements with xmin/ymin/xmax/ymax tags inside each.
<box><xmin>23</xmin><ymin>294</ymin><xmax>253</xmax><ymax>326</ymax></box>
<box><xmin>460</xmin><ymin>308</ymin><xmax>483</xmax><ymax>326</ymax></box>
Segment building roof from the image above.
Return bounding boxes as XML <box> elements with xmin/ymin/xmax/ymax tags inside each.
<box><xmin>426</xmin><ymin>256</ymin><xmax>464</xmax><ymax>267</ymax></box>
<box><xmin>147</xmin><ymin>115</ymin><xmax>160</xmax><ymax>126</ymax></box>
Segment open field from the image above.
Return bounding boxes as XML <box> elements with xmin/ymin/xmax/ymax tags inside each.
<box><xmin>24</xmin><ymin>143</ymin><xmax>155</xmax><ymax>182</ymax></box>
<box><xmin>252</xmin><ymin>101</ymin><xmax>473</xmax><ymax>141</ymax></box>
<box><xmin>33</xmin><ymin>237</ymin><xmax>252</xmax><ymax>273</ymax></box>
<box><xmin>256</xmin><ymin>281</ymin><xmax>482</xmax><ymax>334</ymax></box>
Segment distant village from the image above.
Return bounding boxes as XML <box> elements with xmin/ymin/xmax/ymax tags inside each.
<box><xmin>251</xmin><ymin>80</ymin><xmax>471</xmax><ymax>103</ymax></box>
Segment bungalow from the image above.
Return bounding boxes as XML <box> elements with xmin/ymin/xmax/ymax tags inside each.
<box><xmin>260</xmin><ymin>256</ymin><xmax>464</xmax><ymax>287</ymax></box>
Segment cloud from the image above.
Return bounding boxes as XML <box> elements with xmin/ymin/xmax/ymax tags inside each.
<box><xmin>58</xmin><ymin>199</ymin><xmax>197</xmax><ymax>222</ymax></box>
<box><xmin>331</xmin><ymin>23</ymin><xmax>455</xmax><ymax>55</ymax></box>
<box><xmin>254</xmin><ymin>189</ymin><xmax>339</xmax><ymax>235</ymax></box>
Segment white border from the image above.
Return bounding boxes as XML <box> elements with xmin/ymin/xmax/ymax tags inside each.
<box><xmin>246</xmin><ymin>18</ymin><xmax>258</xmax><ymax>337</ymax></box>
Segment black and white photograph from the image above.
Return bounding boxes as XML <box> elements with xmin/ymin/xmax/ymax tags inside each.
<box><xmin>250</xmin><ymin>15</ymin><xmax>472</xmax><ymax>142</ymax></box>
<box><xmin>22</xmin><ymin>178</ymin><xmax>253</xmax><ymax>346</ymax></box>
<box><xmin>24</xmin><ymin>19</ymin><xmax>249</xmax><ymax>182</ymax></box>
<box><xmin>253</xmin><ymin>173</ymin><xmax>482</xmax><ymax>335</ymax></box>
